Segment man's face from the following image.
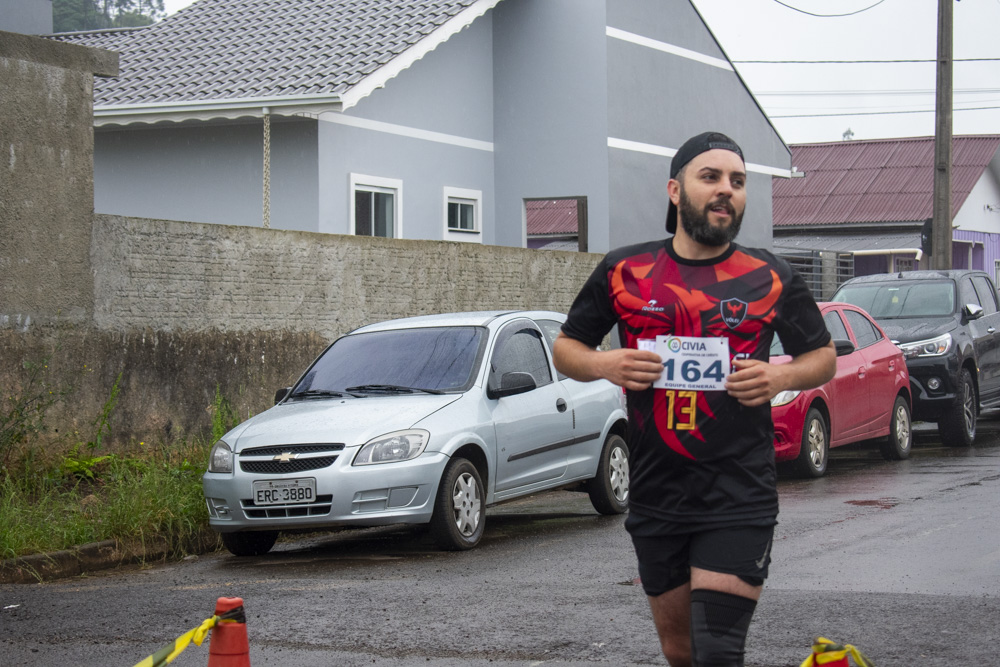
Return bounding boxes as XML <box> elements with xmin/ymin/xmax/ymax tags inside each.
<box><xmin>672</xmin><ymin>149</ymin><xmax>747</xmax><ymax>247</ymax></box>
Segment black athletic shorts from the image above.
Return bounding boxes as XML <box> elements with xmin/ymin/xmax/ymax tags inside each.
<box><xmin>626</xmin><ymin>515</ymin><xmax>775</xmax><ymax>597</ymax></box>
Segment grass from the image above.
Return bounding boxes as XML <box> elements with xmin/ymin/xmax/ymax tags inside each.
<box><xmin>0</xmin><ymin>371</ymin><xmax>241</xmax><ymax>563</ymax></box>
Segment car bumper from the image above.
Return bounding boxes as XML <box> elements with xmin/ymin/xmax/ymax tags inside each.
<box><xmin>772</xmin><ymin>405</ymin><xmax>806</xmax><ymax>463</ymax></box>
<box><xmin>202</xmin><ymin>451</ymin><xmax>449</xmax><ymax>533</ymax></box>
<box><xmin>906</xmin><ymin>354</ymin><xmax>962</xmax><ymax>421</ymax></box>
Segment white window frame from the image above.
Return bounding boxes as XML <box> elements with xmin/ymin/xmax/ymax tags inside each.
<box><xmin>443</xmin><ymin>187</ymin><xmax>482</xmax><ymax>243</ymax></box>
<box><xmin>350</xmin><ymin>173</ymin><xmax>403</xmax><ymax>238</ymax></box>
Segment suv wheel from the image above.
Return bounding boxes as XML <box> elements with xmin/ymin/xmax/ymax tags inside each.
<box><xmin>938</xmin><ymin>368</ymin><xmax>977</xmax><ymax>447</ymax></box>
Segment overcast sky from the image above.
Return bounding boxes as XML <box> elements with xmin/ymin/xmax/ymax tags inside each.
<box><xmin>161</xmin><ymin>0</ymin><xmax>1000</xmax><ymax>145</ymax></box>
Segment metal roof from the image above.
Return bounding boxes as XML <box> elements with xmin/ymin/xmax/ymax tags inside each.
<box><xmin>774</xmin><ymin>233</ymin><xmax>922</xmax><ymax>254</ymax></box>
<box><xmin>526</xmin><ymin>199</ymin><xmax>579</xmax><ymax>236</ymax></box>
<box><xmin>44</xmin><ymin>0</ymin><xmax>497</xmax><ymax>117</ymax></box>
<box><xmin>773</xmin><ymin>135</ymin><xmax>1000</xmax><ymax>227</ymax></box>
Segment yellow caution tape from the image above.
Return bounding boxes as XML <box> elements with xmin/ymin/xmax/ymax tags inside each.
<box><xmin>132</xmin><ymin>606</ymin><xmax>244</xmax><ymax>667</ymax></box>
<box><xmin>800</xmin><ymin>636</ymin><xmax>876</xmax><ymax>667</ymax></box>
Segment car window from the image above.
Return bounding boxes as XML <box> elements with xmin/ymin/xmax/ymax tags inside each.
<box><xmin>843</xmin><ymin>309</ymin><xmax>881</xmax><ymax>349</ymax></box>
<box><xmin>536</xmin><ymin>318</ymin><xmax>569</xmax><ymax>381</ymax></box>
<box><xmin>959</xmin><ymin>277</ymin><xmax>981</xmax><ymax>309</ymax></box>
<box><xmin>490</xmin><ymin>322</ymin><xmax>553</xmax><ymax>391</ymax></box>
<box><xmin>824</xmin><ymin>310</ymin><xmax>850</xmax><ymax>342</ymax></box>
<box><xmin>834</xmin><ymin>281</ymin><xmax>955</xmax><ymax>318</ymax></box>
<box><xmin>295</xmin><ymin>326</ymin><xmax>486</xmax><ymax>393</ymax></box>
<box><xmin>971</xmin><ymin>276</ymin><xmax>999</xmax><ymax>315</ymax></box>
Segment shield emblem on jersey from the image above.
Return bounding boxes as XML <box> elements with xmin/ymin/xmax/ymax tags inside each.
<box><xmin>721</xmin><ymin>298</ymin><xmax>748</xmax><ymax>328</ymax></box>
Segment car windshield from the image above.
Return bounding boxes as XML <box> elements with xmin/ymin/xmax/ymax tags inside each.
<box><xmin>834</xmin><ymin>281</ymin><xmax>955</xmax><ymax>318</ymax></box>
<box><xmin>293</xmin><ymin>326</ymin><xmax>486</xmax><ymax>395</ymax></box>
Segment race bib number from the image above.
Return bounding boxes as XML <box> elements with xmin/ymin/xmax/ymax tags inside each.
<box><xmin>638</xmin><ymin>336</ymin><xmax>730</xmax><ymax>391</ymax></box>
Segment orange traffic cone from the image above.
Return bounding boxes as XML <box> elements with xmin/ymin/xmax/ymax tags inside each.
<box><xmin>207</xmin><ymin>597</ymin><xmax>251</xmax><ymax>667</ymax></box>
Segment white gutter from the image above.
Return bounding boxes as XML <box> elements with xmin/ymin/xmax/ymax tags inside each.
<box><xmin>607</xmin><ymin>137</ymin><xmax>792</xmax><ymax>178</ymax></box>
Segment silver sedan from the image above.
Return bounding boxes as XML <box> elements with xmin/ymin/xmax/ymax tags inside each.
<box><xmin>203</xmin><ymin>310</ymin><xmax>629</xmax><ymax>555</ymax></box>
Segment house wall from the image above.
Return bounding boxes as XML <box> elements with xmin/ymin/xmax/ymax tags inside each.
<box><xmin>955</xmin><ymin>161</ymin><xmax>1000</xmax><ymax>235</ymax></box>
<box><xmin>95</xmin><ymin>119</ymin><xmax>319</xmax><ymax>232</ymax></box>
<box><xmin>604</xmin><ymin>0</ymin><xmax>790</xmax><ymax>249</ymax></box>
<box><xmin>491</xmin><ymin>0</ymin><xmax>612</xmax><ymax>251</ymax></box>
<box><xmin>317</xmin><ymin>13</ymin><xmax>496</xmax><ymax>242</ymax></box>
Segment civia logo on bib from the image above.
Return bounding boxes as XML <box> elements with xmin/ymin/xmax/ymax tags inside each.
<box><xmin>721</xmin><ymin>298</ymin><xmax>748</xmax><ymax>329</ymax></box>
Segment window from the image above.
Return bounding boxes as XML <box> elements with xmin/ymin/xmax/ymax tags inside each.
<box><xmin>843</xmin><ymin>310</ymin><xmax>881</xmax><ymax>349</ymax></box>
<box><xmin>351</xmin><ymin>174</ymin><xmax>401</xmax><ymax>238</ymax></box>
<box><xmin>971</xmin><ymin>275</ymin><xmax>999</xmax><ymax>315</ymax></box>
<box><xmin>894</xmin><ymin>257</ymin><xmax>915</xmax><ymax>272</ymax></box>
<box><xmin>823</xmin><ymin>311</ymin><xmax>850</xmax><ymax>342</ymax></box>
<box><xmin>489</xmin><ymin>322</ymin><xmax>552</xmax><ymax>393</ymax></box>
<box><xmin>443</xmin><ymin>187</ymin><xmax>482</xmax><ymax>242</ymax></box>
<box><xmin>959</xmin><ymin>277</ymin><xmax>981</xmax><ymax>309</ymax></box>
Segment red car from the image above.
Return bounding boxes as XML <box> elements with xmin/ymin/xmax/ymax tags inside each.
<box><xmin>770</xmin><ymin>302</ymin><xmax>912</xmax><ymax>478</ymax></box>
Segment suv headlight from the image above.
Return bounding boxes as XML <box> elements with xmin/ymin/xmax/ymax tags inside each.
<box><xmin>353</xmin><ymin>430</ymin><xmax>429</xmax><ymax>465</ymax></box>
<box><xmin>208</xmin><ymin>440</ymin><xmax>234</xmax><ymax>473</ymax></box>
<box><xmin>770</xmin><ymin>390</ymin><xmax>801</xmax><ymax>407</ymax></box>
<box><xmin>899</xmin><ymin>333</ymin><xmax>952</xmax><ymax>359</ymax></box>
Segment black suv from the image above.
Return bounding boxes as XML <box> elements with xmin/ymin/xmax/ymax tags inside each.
<box><xmin>833</xmin><ymin>270</ymin><xmax>1000</xmax><ymax>447</ymax></box>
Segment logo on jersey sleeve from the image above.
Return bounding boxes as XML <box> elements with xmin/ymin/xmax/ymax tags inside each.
<box><xmin>720</xmin><ymin>298</ymin><xmax>748</xmax><ymax>328</ymax></box>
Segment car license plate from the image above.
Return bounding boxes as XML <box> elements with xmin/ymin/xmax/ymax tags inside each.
<box><xmin>252</xmin><ymin>478</ymin><xmax>316</xmax><ymax>506</ymax></box>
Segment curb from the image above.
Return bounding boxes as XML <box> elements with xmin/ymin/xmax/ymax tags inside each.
<box><xmin>0</xmin><ymin>533</ymin><xmax>219</xmax><ymax>584</ymax></box>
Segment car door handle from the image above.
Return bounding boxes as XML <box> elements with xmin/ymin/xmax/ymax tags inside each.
<box><xmin>556</xmin><ymin>398</ymin><xmax>567</xmax><ymax>413</ymax></box>
<box><xmin>989</xmin><ymin>327</ymin><xmax>996</xmax><ymax>334</ymax></box>
<box><xmin>857</xmin><ymin>368</ymin><xmax>866</xmax><ymax>379</ymax></box>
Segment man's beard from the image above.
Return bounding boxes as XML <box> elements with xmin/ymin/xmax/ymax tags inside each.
<box><xmin>678</xmin><ymin>187</ymin><xmax>744</xmax><ymax>247</ymax></box>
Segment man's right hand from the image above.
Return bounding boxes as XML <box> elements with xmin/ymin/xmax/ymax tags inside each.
<box><xmin>553</xmin><ymin>333</ymin><xmax>663</xmax><ymax>390</ymax></box>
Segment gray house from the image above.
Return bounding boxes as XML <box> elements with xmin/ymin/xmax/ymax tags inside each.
<box><xmin>49</xmin><ymin>0</ymin><xmax>790</xmax><ymax>253</ymax></box>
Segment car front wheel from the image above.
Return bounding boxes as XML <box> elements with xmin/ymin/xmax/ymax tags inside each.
<box><xmin>587</xmin><ymin>433</ymin><xmax>629</xmax><ymax>515</ymax></box>
<box><xmin>221</xmin><ymin>530</ymin><xmax>278</xmax><ymax>557</ymax></box>
<box><xmin>795</xmin><ymin>407</ymin><xmax>829</xmax><ymax>478</ymax></box>
<box><xmin>938</xmin><ymin>368</ymin><xmax>977</xmax><ymax>447</ymax></box>
<box><xmin>879</xmin><ymin>395</ymin><xmax>912</xmax><ymax>460</ymax></box>
<box><xmin>430</xmin><ymin>457</ymin><xmax>485</xmax><ymax>550</ymax></box>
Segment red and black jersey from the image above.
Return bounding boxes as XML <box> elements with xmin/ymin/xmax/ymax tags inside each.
<box><xmin>562</xmin><ymin>238</ymin><xmax>830</xmax><ymax>526</ymax></box>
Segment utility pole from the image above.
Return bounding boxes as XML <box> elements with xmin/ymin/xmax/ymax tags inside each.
<box><xmin>931</xmin><ymin>0</ymin><xmax>953</xmax><ymax>270</ymax></box>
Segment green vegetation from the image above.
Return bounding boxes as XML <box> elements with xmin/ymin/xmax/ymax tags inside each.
<box><xmin>53</xmin><ymin>0</ymin><xmax>166</xmax><ymax>33</ymax></box>
<box><xmin>0</xmin><ymin>365</ymin><xmax>227</xmax><ymax>562</ymax></box>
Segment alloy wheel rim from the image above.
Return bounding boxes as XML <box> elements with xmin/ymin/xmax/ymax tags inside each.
<box><xmin>609</xmin><ymin>447</ymin><xmax>629</xmax><ymax>502</ymax></box>
<box><xmin>963</xmin><ymin>382</ymin><xmax>976</xmax><ymax>436</ymax></box>
<box><xmin>807</xmin><ymin>419</ymin><xmax>826</xmax><ymax>468</ymax></box>
<box><xmin>452</xmin><ymin>472</ymin><xmax>481</xmax><ymax>537</ymax></box>
<box><xmin>895</xmin><ymin>405</ymin><xmax>911</xmax><ymax>451</ymax></box>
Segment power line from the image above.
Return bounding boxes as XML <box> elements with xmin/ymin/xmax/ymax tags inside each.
<box><xmin>771</xmin><ymin>105</ymin><xmax>1000</xmax><ymax>118</ymax></box>
<box><xmin>772</xmin><ymin>0</ymin><xmax>889</xmax><ymax>18</ymax></box>
<box><xmin>734</xmin><ymin>57</ymin><xmax>1000</xmax><ymax>64</ymax></box>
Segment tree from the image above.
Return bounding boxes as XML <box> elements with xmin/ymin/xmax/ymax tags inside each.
<box><xmin>52</xmin><ymin>0</ymin><xmax>165</xmax><ymax>32</ymax></box>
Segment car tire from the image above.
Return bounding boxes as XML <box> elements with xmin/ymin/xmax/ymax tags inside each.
<box><xmin>221</xmin><ymin>530</ymin><xmax>278</xmax><ymax>557</ymax></box>
<box><xmin>430</xmin><ymin>457</ymin><xmax>485</xmax><ymax>551</ymax></box>
<box><xmin>587</xmin><ymin>434</ymin><xmax>629</xmax><ymax>515</ymax></box>
<box><xmin>879</xmin><ymin>395</ymin><xmax>912</xmax><ymax>460</ymax></box>
<box><xmin>938</xmin><ymin>368</ymin><xmax>977</xmax><ymax>447</ymax></box>
<box><xmin>795</xmin><ymin>407</ymin><xmax>829</xmax><ymax>478</ymax></box>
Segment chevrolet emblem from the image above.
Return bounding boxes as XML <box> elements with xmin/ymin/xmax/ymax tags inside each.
<box><xmin>273</xmin><ymin>452</ymin><xmax>297</xmax><ymax>463</ymax></box>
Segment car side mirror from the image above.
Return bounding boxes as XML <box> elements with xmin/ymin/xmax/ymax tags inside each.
<box><xmin>833</xmin><ymin>338</ymin><xmax>855</xmax><ymax>357</ymax></box>
<box><xmin>964</xmin><ymin>303</ymin><xmax>984</xmax><ymax>320</ymax></box>
<box><xmin>274</xmin><ymin>387</ymin><xmax>291</xmax><ymax>404</ymax></box>
<box><xmin>488</xmin><ymin>371</ymin><xmax>537</xmax><ymax>399</ymax></box>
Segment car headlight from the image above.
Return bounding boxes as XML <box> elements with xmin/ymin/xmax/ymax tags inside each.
<box><xmin>899</xmin><ymin>333</ymin><xmax>952</xmax><ymax>359</ymax></box>
<box><xmin>770</xmin><ymin>390</ymin><xmax>801</xmax><ymax>407</ymax></box>
<box><xmin>353</xmin><ymin>430</ymin><xmax>429</xmax><ymax>465</ymax></box>
<box><xmin>208</xmin><ymin>440</ymin><xmax>234</xmax><ymax>473</ymax></box>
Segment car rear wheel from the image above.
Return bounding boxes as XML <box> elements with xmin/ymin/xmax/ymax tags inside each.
<box><xmin>938</xmin><ymin>368</ymin><xmax>977</xmax><ymax>447</ymax></box>
<box><xmin>430</xmin><ymin>457</ymin><xmax>485</xmax><ymax>551</ymax></box>
<box><xmin>221</xmin><ymin>530</ymin><xmax>278</xmax><ymax>557</ymax></box>
<box><xmin>587</xmin><ymin>433</ymin><xmax>629</xmax><ymax>515</ymax></box>
<box><xmin>879</xmin><ymin>395</ymin><xmax>912</xmax><ymax>460</ymax></box>
<box><xmin>795</xmin><ymin>407</ymin><xmax>829</xmax><ymax>478</ymax></box>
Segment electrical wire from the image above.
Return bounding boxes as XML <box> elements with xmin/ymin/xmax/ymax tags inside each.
<box><xmin>772</xmin><ymin>0</ymin><xmax>890</xmax><ymax>18</ymax></box>
<box><xmin>771</xmin><ymin>105</ymin><xmax>1000</xmax><ymax>118</ymax></box>
<box><xmin>734</xmin><ymin>58</ymin><xmax>1000</xmax><ymax>64</ymax></box>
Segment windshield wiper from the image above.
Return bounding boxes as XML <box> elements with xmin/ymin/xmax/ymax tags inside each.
<box><xmin>288</xmin><ymin>389</ymin><xmax>353</xmax><ymax>399</ymax></box>
<box><xmin>344</xmin><ymin>384</ymin><xmax>445</xmax><ymax>395</ymax></box>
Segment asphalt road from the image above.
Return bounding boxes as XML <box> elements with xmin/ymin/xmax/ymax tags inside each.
<box><xmin>1</xmin><ymin>420</ymin><xmax>998</xmax><ymax>667</ymax></box>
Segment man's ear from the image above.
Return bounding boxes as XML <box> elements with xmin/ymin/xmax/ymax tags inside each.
<box><xmin>667</xmin><ymin>178</ymin><xmax>681</xmax><ymax>205</ymax></box>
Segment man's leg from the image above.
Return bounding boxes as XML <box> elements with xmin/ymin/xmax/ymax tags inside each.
<box><xmin>647</xmin><ymin>582</ymin><xmax>693</xmax><ymax>667</ymax></box>
<box><xmin>687</xmin><ymin>563</ymin><xmax>764</xmax><ymax>666</ymax></box>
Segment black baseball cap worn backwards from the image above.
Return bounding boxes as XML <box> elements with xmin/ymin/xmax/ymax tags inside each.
<box><xmin>666</xmin><ymin>131</ymin><xmax>745</xmax><ymax>234</ymax></box>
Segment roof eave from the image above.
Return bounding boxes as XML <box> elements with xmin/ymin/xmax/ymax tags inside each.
<box><xmin>93</xmin><ymin>94</ymin><xmax>344</xmax><ymax>127</ymax></box>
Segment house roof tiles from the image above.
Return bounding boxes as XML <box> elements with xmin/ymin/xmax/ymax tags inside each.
<box><xmin>773</xmin><ymin>135</ymin><xmax>1000</xmax><ymax>227</ymax></box>
<box><xmin>46</xmin><ymin>0</ymin><xmax>488</xmax><ymax>108</ymax></box>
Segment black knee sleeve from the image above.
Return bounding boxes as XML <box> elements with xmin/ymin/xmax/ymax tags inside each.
<box><xmin>689</xmin><ymin>589</ymin><xmax>757</xmax><ymax>667</ymax></box>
